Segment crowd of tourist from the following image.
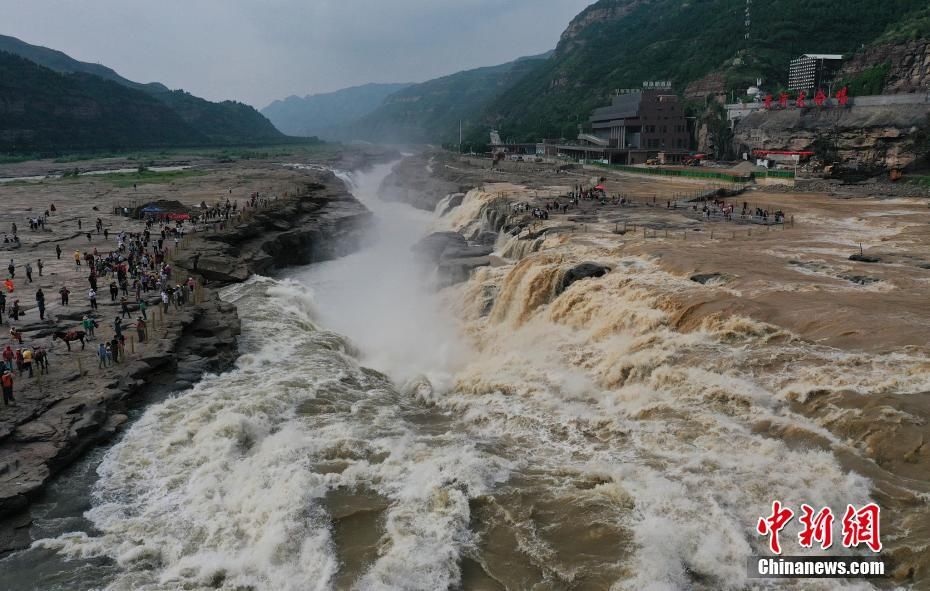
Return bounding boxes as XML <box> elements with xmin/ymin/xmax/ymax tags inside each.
<box><xmin>0</xmin><ymin>188</ymin><xmax>286</xmax><ymax>407</ymax></box>
<box><xmin>693</xmin><ymin>200</ymin><xmax>786</xmax><ymax>223</ymax></box>
<box><xmin>0</xmin><ymin>199</ymin><xmax>221</xmax><ymax>406</ymax></box>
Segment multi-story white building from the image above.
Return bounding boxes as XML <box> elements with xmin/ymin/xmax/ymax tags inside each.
<box><xmin>788</xmin><ymin>54</ymin><xmax>843</xmax><ymax>92</ymax></box>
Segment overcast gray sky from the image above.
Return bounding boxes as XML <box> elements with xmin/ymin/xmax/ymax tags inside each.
<box><xmin>2</xmin><ymin>0</ymin><xmax>593</xmax><ymax>108</ymax></box>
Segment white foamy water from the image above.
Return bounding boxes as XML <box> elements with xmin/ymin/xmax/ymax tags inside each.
<box><xmin>38</xmin><ymin>163</ymin><xmax>508</xmax><ymax>590</ymax></box>
<box><xmin>296</xmin><ymin>162</ymin><xmax>468</xmax><ymax>390</ymax></box>
<box><xmin>32</xmin><ymin>159</ymin><xmax>904</xmax><ymax>590</ymax></box>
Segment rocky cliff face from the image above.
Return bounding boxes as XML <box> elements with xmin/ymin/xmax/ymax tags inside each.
<box><xmin>841</xmin><ymin>40</ymin><xmax>930</xmax><ymax>94</ymax></box>
<box><xmin>184</xmin><ymin>171</ymin><xmax>373</xmax><ymax>283</ymax></box>
<box><xmin>684</xmin><ymin>71</ymin><xmax>728</xmax><ymax>101</ymax></box>
<box><xmin>378</xmin><ymin>154</ymin><xmax>472</xmax><ymax>211</ymax></box>
<box><xmin>733</xmin><ymin>104</ymin><xmax>930</xmax><ymax>170</ymax></box>
<box><xmin>556</xmin><ymin>0</ymin><xmax>648</xmax><ymax>54</ymax></box>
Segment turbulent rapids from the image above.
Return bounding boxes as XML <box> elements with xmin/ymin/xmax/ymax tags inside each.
<box><xmin>19</xmin><ymin>160</ymin><xmax>930</xmax><ymax>589</ymax></box>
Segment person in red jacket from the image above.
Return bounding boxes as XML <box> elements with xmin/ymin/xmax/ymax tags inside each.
<box><xmin>2</xmin><ymin>345</ymin><xmax>13</xmax><ymax>372</ymax></box>
<box><xmin>1</xmin><ymin>369</ymin><xmax>13</xmax><ymax>405</ymax></box>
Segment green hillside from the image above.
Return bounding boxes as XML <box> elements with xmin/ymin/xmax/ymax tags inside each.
<box><xmin>152</xmin><ymin>88</ymin><xmax>285</xmax><ymax>144</ymax></box>
<box><xmin>877</xmin><ymin>5</ymin><xmax>930</xmax><ymax>42</ymax></box>
<box><xmin>478</xmin><ymin>0</ymin><xmax>929</xmax><ymax>142</ymax></box>
<box><xmin>0</xmin><ymin>51</ymin><xmax>205</xmax><ymax>152</ymax></box>
<box><xmin>0</xmin><ymin>34</ymin><xmax>169</xmax><ymax>93</ymax></box>
<box><xmin>0</xmin><ymin>34</ymin><xmax>284</xmax><ymax>145</ymax></box>
<box><xmin>262</xmin><ymin>83</ymin><xmax>412</xmax><ymax>137</ymax></box>
<box><xmin>337</xmin><ymin>53</ymin><xmax>551</xmax><ymax>145</ymax></box>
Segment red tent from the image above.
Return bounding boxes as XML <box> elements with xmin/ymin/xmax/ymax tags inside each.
<box><xmin>594</xmin><ymin>184</ymin><xmax>606</xmax><ymax>191</ymax></box>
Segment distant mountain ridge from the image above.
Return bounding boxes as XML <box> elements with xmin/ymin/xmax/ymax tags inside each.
<box><xmin>261</xmin><ymin>83</ymin><xmax>412</xmax><ymax>137</ymax></box>
<box><xmin>328</xmin><ymin>52</ymin><xmax>553</xmax><ymax>144</ymax></box>
<box><xmin>0</xmin><ymin>34</ymin><xmax>285</xmax><ymax>150</ymax></box>
<box><xmin>0</xmin><ymin>34</ymin><xmax>169</xmax><ymax>93</ymax></box>
<box><xmin>0</xmin><ymin>51</ymin><xmax>205</xmax><ymax>152</ymax></box>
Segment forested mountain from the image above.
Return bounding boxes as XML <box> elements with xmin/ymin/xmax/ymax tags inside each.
<box><xmin>0</xmin><ymin>52</ymin><xmax>205</xmax><ymax>152</ymax></box>
<box><xmin>476</xmin><ymin>0</ymin><xmax>930</xmax><ymax>142</ymax></box>
<box><xmin>332</xmin><ymin>53</ymin><xmax>552</xmax><ymax>144</ymax></box>
<box><xmin>0</xmin><ymin>34</ymin><xmax>285</xmax><ymax>148</ymax></box>
<box><xmin>261</xmin><ymin>83</ymin><xmax>411</xmax><ymax>137</ymax></box>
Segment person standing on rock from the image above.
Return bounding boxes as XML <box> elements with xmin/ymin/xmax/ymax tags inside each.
<box><xmin>161</xmin><ymin>290</ymin><xmax>169</xmax><ymax>314</ymax></box>
<box><xmin>37</xmin><ymin>259</ymin><xmax>44</xmax><ymax>277</ymax></box>
<box><xmin>59</xmin><ymin>286</ymin><xmax>70</xmax><ymax>306</ymax></box>
<box><xmin>2</xmin><ymin>345</ymin><xmax>12</xmax><ymax>371</ymax></box>
<box><xmin>135</xmin><ymin>317</ymin><xmax>146</xmax><ymax>343</ymax></box>
<box><xmin>25</xmin><ymin>262</ymin><xmax>33</xmax><ymax>283</ymax></box>
<box><xmin>1</xmin><ymin>369</ymin><xmax>14</xmax><ymax>405</ymax></box>
<box><xmin>88</xmin><ymin>288</ymin><xmax>98</xmax><ymax>311</ymax></box>
<box><xmin>74</xmin><ymin>251</ymin><xmax>81</xmax><ymax>268</ymax></box>
<box><xmin>56</xmin><ymin>245</ymin><xmax>62</xmax><ymax>260</ymax></box>
<box><xmin>109</xmin><ymin>281</ymin><xmax>118</xmax><ymax>302</ymax></box>
<box><xmin>83</xmin><ymin>315</ymin><xmax>95</xmax><ymax>340</ymax></box>
<box><xmin>35</xmin><ymin>288</ymin><xmax>46</xmax><ymax>321</ymax></box>
<box><xmin>0</xmin><ymin>291</ymin><xmax>5</xmax><ymax>322</ymax></box>
<box><xmin>97</xmin><ymin>342</ymin><xmax>108</xmax><ymax>369</ymax></box>
<box><xmin>139</xmin><ymin>300</ymin><xmax>147</xmax><ymax>320</ymax></box>
<box><xmin>22</xmin><ymin>347</ymin><xmax>33</xmax><ymax>378</ymax></box>
<box><xmin>120</xmin><ymin>297</ymin><xmax>131</xmax><ymax>319</ymax></box>
<box><xmin>7</xmin><ymin>259</ymin><xmax>14</xmax><ymax>278</ymax></box>
<box><xmin>113</xmin><ymin>317</ymin><xmax>123</xmax><ymax>340</ymax></box>
<box><xmin>110</xmin><ymin>336</ymin><xmax>120</xmax><ymax>364</ymax></box>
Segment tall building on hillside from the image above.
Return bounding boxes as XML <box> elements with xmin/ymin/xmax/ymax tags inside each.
<box><xmin>788</xmin><ymin>54</ymin><xmax>843</xmax><ymax>92</ymax></box>
<box><xmin>556</xmin><ymin>87</ymin><xmax>691</xmax><ymax>164</ymax></box>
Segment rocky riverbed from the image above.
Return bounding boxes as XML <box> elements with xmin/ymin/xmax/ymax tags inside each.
<box><xmin>399</xmin><ymin>150</ymin><xmax>930</xmax><ymax>585</ymax></box>
<box><xmin>0</xmin><ymin>157</ymin><xmax>375</xmax><ymax>554</ymax></box>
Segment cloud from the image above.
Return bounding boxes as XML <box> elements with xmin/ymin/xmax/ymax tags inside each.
<box><xmin>1</xmin><ymin>0</ymin><xmax>593</xmax><ymax>107</ymax></box>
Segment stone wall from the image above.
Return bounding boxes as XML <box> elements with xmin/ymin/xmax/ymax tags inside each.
<box><xmin>733</xmin><ymin>103</ymin><xmax>930</xmax><ymax>170</ymax></box>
